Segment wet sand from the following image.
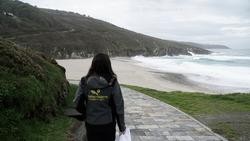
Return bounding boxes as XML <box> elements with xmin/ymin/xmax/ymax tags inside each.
<box><xmin>57</xmin><ymin>57</ymin><xmax>214</xmax><ymax>93</ymax></box>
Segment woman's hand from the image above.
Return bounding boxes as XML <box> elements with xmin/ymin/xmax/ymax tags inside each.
<box><xmin>119</xmin><ymin>127</ymin><xmax>126</xmax><ymax>135</ymax></box>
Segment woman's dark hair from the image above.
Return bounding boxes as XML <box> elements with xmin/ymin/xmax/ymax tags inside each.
<box><xmin>86</xmin><ymin>53</ymin><xmax>116</xmax><ymax>82</ymax></box>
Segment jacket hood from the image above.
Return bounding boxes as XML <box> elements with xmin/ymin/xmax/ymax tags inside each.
<box><xmin>86</xmin><ymin>75</ymin><xmax>109</xmax><ymax>89</ymax></box>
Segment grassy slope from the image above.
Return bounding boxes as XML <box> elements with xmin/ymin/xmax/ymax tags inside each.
<box><xmin>0</xmin><ymin>0</ymin><xmax>210</xmax><ymax>58</ymax></box>
<box><xmin>0</xmin><ymin>39</ymin><xmax>78</xmax><ymax>140</ymax></box>
<box><xmin>124</xmin><ymin>85</ymin><xmax>250</xmax><ymax>141</ymax></box>
<box><xmin>0</xmin><ymin>0</ymin><xmax>66</xmax><ymax>36</ymax></box>
<box><xmin>0</xmin><ymin>84</ymin><xmax>77</xmax><ymax>141</ymax></box>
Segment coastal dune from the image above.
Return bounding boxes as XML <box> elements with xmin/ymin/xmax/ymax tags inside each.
<box><xmin>57</xmin><ymin>57</ymin><xmax>211</xmax><ymax>93</ymax></box>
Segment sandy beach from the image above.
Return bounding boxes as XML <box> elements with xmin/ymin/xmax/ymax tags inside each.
<box><xmin>57</xmin><ymin>57</ymin><xmax>216</xmax><ymax>93</ymax></box>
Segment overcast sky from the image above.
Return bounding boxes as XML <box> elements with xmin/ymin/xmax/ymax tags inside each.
<box><xmin>21</xmin><ymin>0</ymin><xmax>250</xmax><ymax>48</ymax></box>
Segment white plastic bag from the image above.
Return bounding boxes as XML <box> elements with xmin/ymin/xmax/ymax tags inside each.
<box><xmin>118</xmin><ymin>128</ymin><xmax>131</xmax><ymax>141</ymax></box>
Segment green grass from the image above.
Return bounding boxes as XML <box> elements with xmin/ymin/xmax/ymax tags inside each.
<box><xmin>212</xmin><ymin>122</ymin><xmax>238</xmax><ymax>141</ymax></box>
<box><xmin>0</xmin><ymin>39</ymin><xmax>70</xmax><ymax>119</ymax></box>
<box><xmin>123</xmin><ymin>84</ymin><xmax>250</xmax><ymax>141</ymax></box>
<box><xmin>0</xmin><ymin>39</ymin><xmax>79</xmax><ymax>141</ymax></box>
<box><xmin>124</xmin><ymin>85</ymin><xmax>250</xmax><ymax>115</ymax></box>
<box><xmin>0</xmin><ymin>84</ymin><xmax>78</xmax><ymax>141</ymax></box>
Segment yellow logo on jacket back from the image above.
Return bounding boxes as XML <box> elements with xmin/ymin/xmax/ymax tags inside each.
<box><xmin>88</xmin><ymin>89</ymin><xmax>108</xmax><ymax>101</ymax></box>
<box><xmin>90</xmin><ymin>89</ymin><xmax>101</xmax><ymax>96</ymax></box>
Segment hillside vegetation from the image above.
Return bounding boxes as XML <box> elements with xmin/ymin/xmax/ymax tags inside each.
<box><xmin>0</xmin><ymin>39</ymin><xmax>72</xmax><ymax>140</ymax></box>
<box><xmin>0</xmin><ymin>0</ymin><xmax>211</xmax><ymax>58</ymax></box>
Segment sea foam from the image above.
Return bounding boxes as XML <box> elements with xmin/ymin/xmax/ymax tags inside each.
<box><xmin>132</xmin><ymin>52</ymin><xmax>250</xmax><ymax>92</ymax></box>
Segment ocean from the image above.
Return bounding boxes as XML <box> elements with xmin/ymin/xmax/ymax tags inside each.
<box><xmin>132</xmin><ymin>49</ymin><xmax>250</xmax><ymax>93</ymax></box>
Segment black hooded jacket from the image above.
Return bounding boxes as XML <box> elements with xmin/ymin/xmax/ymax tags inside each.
<box><xmin>74</xmin><ymin>75</ymin><xmax>126</xmax><ymax>132</ymax></box>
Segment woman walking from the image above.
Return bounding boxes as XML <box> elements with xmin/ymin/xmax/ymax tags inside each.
<box><xmin>74</xmin><ymin>53</ymin><xmax>126</xmax><ymax>141</ymax></box>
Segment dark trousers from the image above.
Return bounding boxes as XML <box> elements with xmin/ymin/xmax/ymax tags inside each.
<box><xmin>85</xmin><ymin>122</ymin><xmax>116</xmax><ymax>141</ymax></box>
